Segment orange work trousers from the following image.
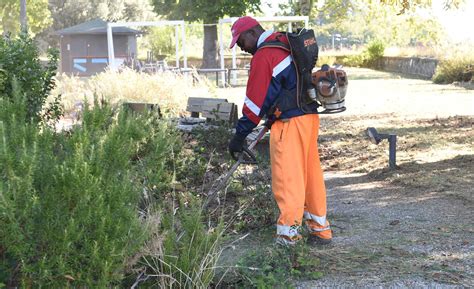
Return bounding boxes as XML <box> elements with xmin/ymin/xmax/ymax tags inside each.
<box><xmin>270</xmin><ymin>114</ymin><xmax>331</xmax><ymax>239</ymax></box>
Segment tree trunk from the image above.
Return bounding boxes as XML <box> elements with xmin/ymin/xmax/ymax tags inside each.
<box><xmin>202</xmin><ymin>24</ymin><xmax>218</xmax><ymax>68</ymax></box>
<box><xmin>20</xmin><ymin>0</ymin><xmax>27</xmax><ymax>33</ymax></box>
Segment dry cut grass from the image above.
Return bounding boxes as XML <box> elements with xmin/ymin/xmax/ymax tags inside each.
<box><xmin>319</xmin><ymin>115</ymin><xmax>474</xmax><ymax>200</ymax></box>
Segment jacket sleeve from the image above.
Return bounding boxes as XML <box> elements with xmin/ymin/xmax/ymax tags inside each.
<box><xmin>235</xmin><ymin>52</ymin><xmax>276</xmax><ymax>136</ymax></box>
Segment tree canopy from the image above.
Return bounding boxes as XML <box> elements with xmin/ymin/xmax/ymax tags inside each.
<box><xmin>378</xmin><ymin>0</ymin><xmax>465</xmax><ymax>14</ymax></box>
<box><xmin>48</xmin><ymin>0</ymin><xmax>156</xmax><ymax>31</ymax></box>
<box><xmin>276</xmin><ymin>0</ymin><xmax>464</xmax><ymax>48</ymax></box>
<box><xmin>1</xmin><ymin>0</ymin><xmax>51</xmax><ymax>36</ymax></box>
<box><xmin>309</xmin><ymin>1</ymin><xmax>445</xmax><ymax>47</ymax></box>
<box><xmin>294</xmin><ymin>0</ymin><xmax>465</xmax><ymax>17</ymax></box>
<box><xmin>152</xmin><ymin>0</ymin><xmax>261</xmax><ymax>22</ymax></box>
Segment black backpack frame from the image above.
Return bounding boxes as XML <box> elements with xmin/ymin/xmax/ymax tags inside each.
<box><xmin>259</xmin><ymin>29</ymin><xmax>319</xmax><ymax>114</ymax></box>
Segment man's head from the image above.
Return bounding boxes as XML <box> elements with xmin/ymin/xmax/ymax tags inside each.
<box><xmin>229</xmin><ymin>16</ymin><xmax>264</xmax><ymax>55</ymax></box>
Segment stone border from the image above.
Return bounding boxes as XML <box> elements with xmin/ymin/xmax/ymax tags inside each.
<box><xmin>377</xmin><ymin>56</ymin><xmax>438</xmax><ymax>79</ymax></box>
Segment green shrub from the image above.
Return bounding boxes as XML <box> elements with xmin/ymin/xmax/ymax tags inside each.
<box><xmin>363</xmin><ymin>39</ymin><xmax>385</xmax><ymax>68</ymax></box>
<box><xmin>433</xmin><ymin>56</ymin><xmax>474</xmax><ymax>84</ymax></box>
<box><xmin>0</xmin><ymin>83</ymin><xmax>181</xmax><ymax>287</ymax></box>
<box><xmin>340</xmin><ymin>39</ymin><xmax>385</xmax><ymax>68</ymax></box>
<box><xmin>366</xmin><ymin>39</ymin><xmax>385</xmax><ymax>61</ymax></box>
<box><xmin>0</xmin><ymin>33</ymin><xmax>60</xmax><ymax>122</ymax></box>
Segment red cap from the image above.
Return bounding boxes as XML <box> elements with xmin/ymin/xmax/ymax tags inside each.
<box><xmin>229</xmin><ymin>16</ymin><xmax>259</xmax><ymax>48</ymax></box>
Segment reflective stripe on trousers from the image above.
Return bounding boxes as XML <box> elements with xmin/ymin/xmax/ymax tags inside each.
<box><xmin>270</xmin><ymin>114</ymin><xmax>330</xmax><ymax>237</ymax></box>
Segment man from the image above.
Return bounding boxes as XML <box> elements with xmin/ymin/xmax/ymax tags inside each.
<box><xmin>228</xmin><ymin>16</ymin><xmax>332</xmax><ymax>246</ymax></box>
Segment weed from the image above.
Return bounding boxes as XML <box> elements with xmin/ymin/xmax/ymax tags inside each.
<box><xmin>175</xmin><ymin>124</ymin><xmax>233</xmax><ymax>191</ymax></box>
<box><xmin>229</xmin><ymin>243</ymin><xmax>323</xmax><ymax>288</ymax></box>
<box><xmin>139</xmin><ymin>195</ymin><xmax>225</xmax><ymax>288</ymax></box>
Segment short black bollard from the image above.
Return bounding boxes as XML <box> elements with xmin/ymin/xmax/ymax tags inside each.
<box><xmin>366</xmin><ymin>127</ymin><xmax>397</xmax><ymax>169</ymax></box>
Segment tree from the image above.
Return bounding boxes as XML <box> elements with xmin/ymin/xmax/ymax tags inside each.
<box><xmin>47</xmin><ymin>0</ymin><xmax>156</xmax><ymax>30</ymax></box>
<box><xmin>152</xmin><ymin>0</ymin><xmax>261</xmax><ymax>68</ymax></box>
<box><xmin>378</xmin><ymin>0</ymin><xmax>465</xmax><ymax>14</ymax></box>
<box><xmin>278</xmin><ymin>0</ymin><xmax>462</xmax><ymax>48</ymax></box>
<box><xmin>309</xmin><ymin>1</ymin><xmax>447</xmax><ymax>48</ymax></box>
<box><xmin>0</xmin><ymin>0</ymin><xmax>51</xmax><ymax>36</ymax></box>
<box><xmin>296</xmin><ymin>0</ymin><xmax>465</xmax><ymax>17</ymax></box>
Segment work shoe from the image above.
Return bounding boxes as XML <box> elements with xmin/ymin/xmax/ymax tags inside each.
<box><xmin>275</xmin><ymin>234</ymin><xmax>303</xmax><ymax>247</ymax></box>
<box><xmin>305</xmin><ymin>219</ymin><xmax>332</xmax><ymax>245</ymax></box>
<box><xmin>307</xmin><ymin>232</ymin><xmax>332</xmax><ymax>245</ymax></box>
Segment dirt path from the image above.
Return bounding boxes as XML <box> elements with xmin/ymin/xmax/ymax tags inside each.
<box><xmin>218</xmin><ymin>68</ymin><xmax>473</xmax><ymax>288</ymax></box>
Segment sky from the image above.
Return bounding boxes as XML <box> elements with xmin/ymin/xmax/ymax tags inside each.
<box><xmin>431</xmin><ymin>0</ymin><xmax>474</xmax><ymax>43</ymax></box>
<box><xmin>260</xmin><ymin>0</ymin><xmax>474</xmax><ymax>43</ymax></box>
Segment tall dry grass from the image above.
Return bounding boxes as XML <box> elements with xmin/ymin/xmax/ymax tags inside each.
<box><xmin>51</xmin><ymin>68</ymin><xmax>216</xmax><ymax>117</ymax></box>
<box><xmin>124</xmin><ymin>201</ymin><xmax>226</xmax><ymax>288</ymax></box>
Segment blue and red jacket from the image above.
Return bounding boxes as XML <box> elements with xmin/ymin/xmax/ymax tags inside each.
<box><xmin>236</xmin><ymin>31</ymin><xmax>307</xmax><ymax>137</ymax></box>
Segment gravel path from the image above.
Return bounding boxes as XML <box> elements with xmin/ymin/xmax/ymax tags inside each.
<box><xmin>296</xmin><ymin>172</ymin><xmax>473</xmax><ymax>288</ymax></box>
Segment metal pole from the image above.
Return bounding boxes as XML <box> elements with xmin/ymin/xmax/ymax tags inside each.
<box><xmin>175</xmin><ymin>25</ymin><xmax>179</xmax><ymax>68</ymax></box>
<box><xmin>388</xmin><ymin>134</ymin><xmax>397</xmax><ymax>169</ymax></box>
<box><xmin>107</xmin><ymin>24</ymin><xmax>116</xmax><ymax>71</ymax></box>
<box><xmin>231</xmin><ymin>45</ymin><xmax>237</xmax><ymax>85</ymax></box>
<box><xmin>218</xmin><ymin>21</ymin><xmax>226</xmax><ymax>87</ymax></box>
<box><xmin>181</xmin><ymin>22</ymin><xmax>187</xmax><ymax>69</ymax></box>
<box><xmin>230</xmin><ymin>18</ymin><xmax>238</xmax><ymax>86</ymax></box>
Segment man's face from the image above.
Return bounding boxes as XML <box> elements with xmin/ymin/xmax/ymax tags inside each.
<box><xmin>236</xmin><ymin>30</ymin><xmax>258</xmax><ymax>55</ymax></box>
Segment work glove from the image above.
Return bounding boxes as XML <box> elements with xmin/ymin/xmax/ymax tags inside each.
<box><xmin>228</xmin><ymin>133</ymin><xmax>247</xmax><ymax>160</ymax></box>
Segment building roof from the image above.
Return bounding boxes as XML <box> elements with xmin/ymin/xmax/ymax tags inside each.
<box><xmin>55</xmin><ymin>19</ymin><xmax>141</xmax><ymax>35</ymax></box>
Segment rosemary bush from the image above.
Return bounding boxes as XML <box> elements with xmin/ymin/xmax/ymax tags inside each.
<box><xmin>0</xmin><ymin>86</ymin><xmax>180</xmax><ymax>287</ymax></box>
<box><xmin>0</xmin><ymin>34</ymin><xmax>59</xmax><ymax>122</ymax></box>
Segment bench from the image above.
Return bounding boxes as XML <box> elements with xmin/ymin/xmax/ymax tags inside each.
<box><xmin>186</xmin><ymin>97</ymin><xmax>238</xmax><ymax>125</ymax></box>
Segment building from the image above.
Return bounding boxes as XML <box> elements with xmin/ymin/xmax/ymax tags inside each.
<box><xmin>55</xmin><ymin>19</ymin><xmax>140</xmax><ymax>76</ymax></box>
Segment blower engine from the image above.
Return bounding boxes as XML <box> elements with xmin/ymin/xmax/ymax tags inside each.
<box><xmin>311</xmin><ymin>64</ymin><xmax>348</xmax><ymax>114</ymax></box>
